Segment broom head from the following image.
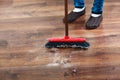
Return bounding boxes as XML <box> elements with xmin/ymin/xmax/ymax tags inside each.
<box><xmin>45</xmin><ymin>36</ymin><xmax>90</xmax><ymax>49</ymax></box>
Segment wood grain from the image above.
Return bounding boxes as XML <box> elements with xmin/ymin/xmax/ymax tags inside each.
<box><xmin>0</xmin><ymin>0</ymin><xmax>120</xmax><ymax>80</ymax></box>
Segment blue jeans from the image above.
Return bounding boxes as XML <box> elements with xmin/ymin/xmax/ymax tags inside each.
<box><xmin>74</xmin><ymin>0</ymin><xmax>104</xmax><ymax>14</ymax></box>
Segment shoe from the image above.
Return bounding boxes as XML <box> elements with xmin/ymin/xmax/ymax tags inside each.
<box><xmin>63</xmin><ymin>9</ymin><xmax>85</xmax><ymax>23</ymax></box>
<box><xmin>86</xmin><ymin>15</ymin><xmax>103</xmax><ymax>29</ymax></box>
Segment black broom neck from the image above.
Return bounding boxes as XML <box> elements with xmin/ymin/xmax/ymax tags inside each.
<box><xmin>64</xmin><ymin>0</ymin><xmax>69</xmax><ymax>36</ymax></box>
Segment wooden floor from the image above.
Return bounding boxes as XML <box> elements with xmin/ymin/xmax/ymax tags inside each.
<box><xmin>0</xmin><ymin>0</ymin><xmax>120</xmax><ymax>80</ymax></box>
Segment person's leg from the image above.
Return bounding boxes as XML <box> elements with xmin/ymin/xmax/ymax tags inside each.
<box><xmin>92</xmin><ymin>0</ymin><xmax>104</xmax><ymax>14</ymax></box>
<box><xmin>74</xmin><ymin>0</ymin><xmax>84</xmax><ymax>8</ymax></box>
<box><xmin>86</xmin><ymin>0</ymin><xmax>104</xmax><ymax>29</ymax></box>
<box><xmin>66</xmin><ymin>0</ymin><xmax>85</xmax><ymax>23</ymax></box>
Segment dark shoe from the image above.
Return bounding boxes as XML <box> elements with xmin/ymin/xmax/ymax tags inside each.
<box><xmin>63</xmin><ymin>9</ymin><xmax>85</xmax><ymax>23</ymax></box>
<box><xmin>86</xmin><ymin>15</ymin><xmax>103</xmax><ymax>29</ymax></box>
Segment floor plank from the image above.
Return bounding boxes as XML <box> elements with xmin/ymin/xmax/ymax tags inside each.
<box><xmin>0</xmin><ymin>0</ymin><xmax>120</xmax><ymax>80</ymax></box>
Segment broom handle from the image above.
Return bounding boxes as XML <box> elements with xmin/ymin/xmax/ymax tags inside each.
<box><xmin>64</xmin><ymin>0</ymin><xmax>69</xmax><ymax>36</ymax></box>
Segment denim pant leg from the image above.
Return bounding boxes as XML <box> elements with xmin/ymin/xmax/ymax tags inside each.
<box><xmin>92</xmin><ymin>0</ymin><xmax>104</xmax><ymax>14</ymax></box>
<box><xmin>74</xmin><ymin>0</ymin><xmax>85</xmax><ymax>8</ymax></box>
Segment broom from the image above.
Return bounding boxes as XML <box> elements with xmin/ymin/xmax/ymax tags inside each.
<box><xmin>45</xmin><ymin>0</ymin><xmax>90</xmax><ymax>48</ymax></box>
